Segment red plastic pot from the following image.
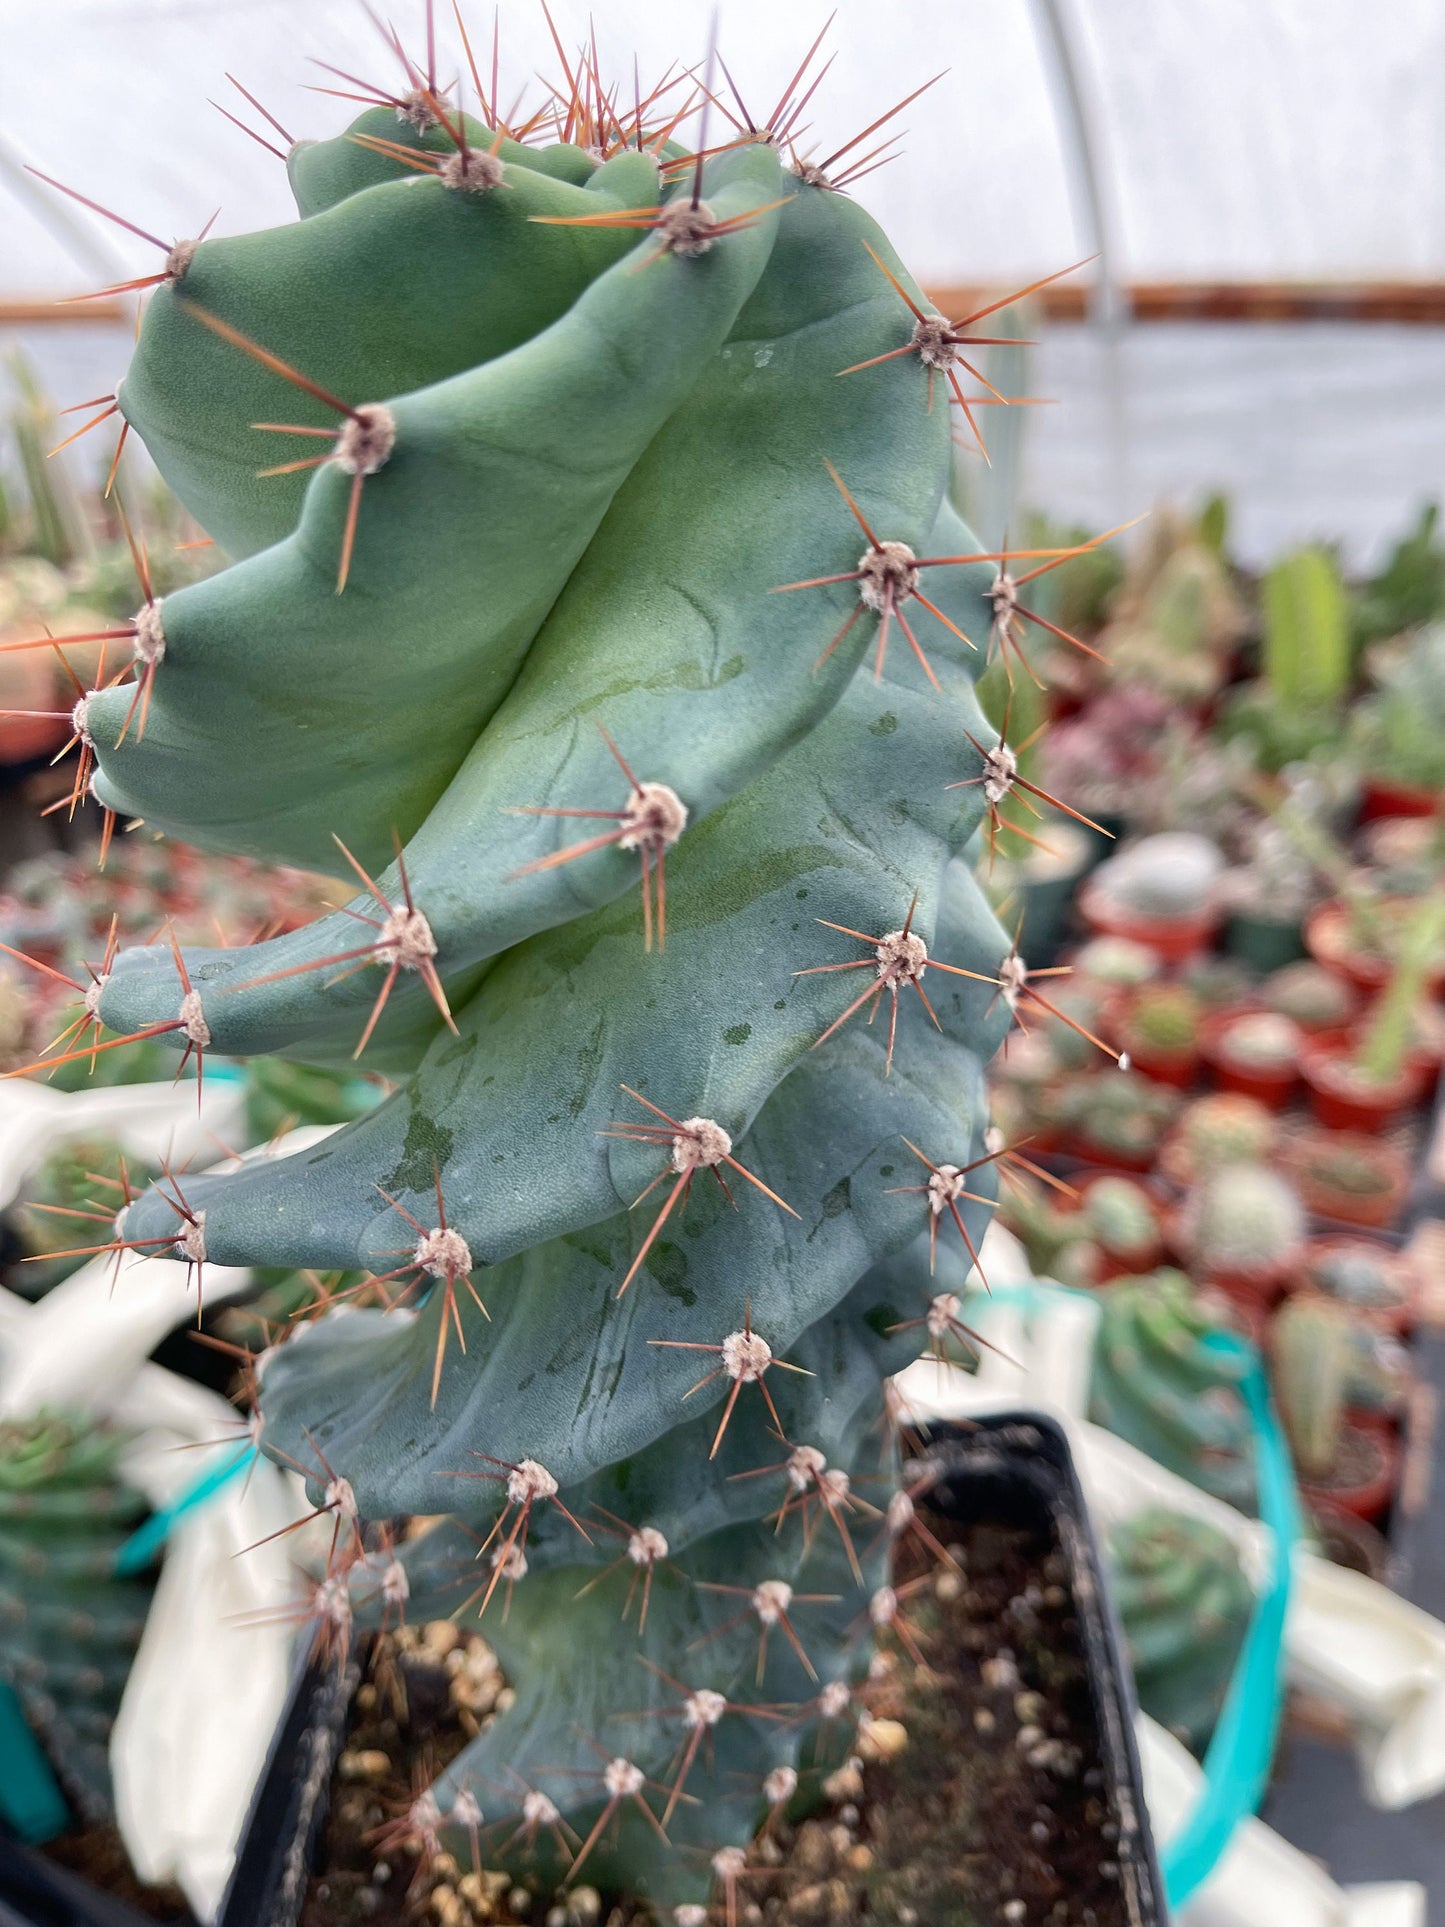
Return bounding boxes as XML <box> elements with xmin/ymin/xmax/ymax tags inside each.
<box><xmin>1299</xmin><ymin>1422</ymin><xmax>1399</xmax><ymax>1526</ymax></box>
<box><xmin>1077</xmin><ymin>876</ymin><xmax>1221</xmax><ymax>966</ymax></box>
<box><xmin>1056</xmin><ymin>1130</ymin><xmax>1157</xmax><ymax>1175</ymax></box>
<box><xmin>1115</xmin><ymin>1032</ymin><xmax>1199</xmax><ymax>1091</ymax></box>
<box><xmin>1199</xmin><ymin>1008</ymin><xmax>1300</xmax><ymax>1109</ymax></box>
<box><xmin>1283</xmin><ymin>1129</ymin><xmax>1411</xmax><ymax>1231</ymax></box>
<box><xmin>1360</xmin><ymin>775</ymin><xmax>1441</xmax><ymax>823</ymax></box>
<box><xmin>1298</xmin><ymin>1027</ymin><xmax>1430</xmax><ymax>1132</ymax></box>
<box><xmin>1306</xmin><ymin>898</ymin><xmax>1445</xmax><ymax>999</ymax></box>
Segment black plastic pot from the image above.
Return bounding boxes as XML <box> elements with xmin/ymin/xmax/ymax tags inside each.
<box><xmin>0</xmin><ymin>1833</ymin><xmax>179</xmax><ymax>1927</ymax></box>
<box><xmin>1223</xmin><ymin>909</ymin><xmax>1307</xmax><ymax>974</ymax></box>
<box><xmin>215</xmin><ymin>1643</ymin><xmax>361</xmax><ymax>1927</ymax></box>
<box><xmin>917</xmin><ymin>1412</ymin><xmax>1169</xmax><ymax>1926</ymax></box>
<box><xmin>216</xmin><ymin>1412</ymin><xmax>1166</xmax><ymax>1927</ymax></box>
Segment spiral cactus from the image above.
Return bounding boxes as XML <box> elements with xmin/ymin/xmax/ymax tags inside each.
<box><xmin>0</xmin><ymin>1414</ymin><xmax>153</xmax><ymax>1824</ymax></box>
<box><xmin>15</xmin><ymin>25</ymin><xmax>1050</xmax><ymax>1906</ymax></box>
<box><xmin>1109</xmin><ymin>1507</ymin><xmax>1251</xmax><ymax>1755</ymax></box>
<box><xmin>1089</xmin><ymin>1270</ymin><xmax>1256</xmax><ymax>1512</ymax></box>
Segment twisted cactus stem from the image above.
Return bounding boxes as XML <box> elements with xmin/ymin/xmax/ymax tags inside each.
<box><xmin>7</xmin><ymin>9</ymin><xmax>1129</xmax><ymax>1907</ymax></box>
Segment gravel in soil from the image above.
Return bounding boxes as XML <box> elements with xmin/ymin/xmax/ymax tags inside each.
<box><xmin>302</xmin><ymin>1501</ymin><xmax>1131</xmax><ymax>1927</ymax></box>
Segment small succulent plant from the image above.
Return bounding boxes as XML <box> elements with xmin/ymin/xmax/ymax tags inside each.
<box><xmin>1088</xmin><ymin>1270</ymin><xmax>1255</xmax><ymax>1512</ymax></box>
<box><xmin>1271</xmin><ymin>1296</ymin><xmax>1404</xmax><ymax>1484</ymax></box>
<box><xmin>1349</xmin><ymin>625</ymin><xmax>1445</xmax><ymax>792</ymax></box>
<box><xmin>1305</xmin><ymin>1242</ymin><xmax>1409</xmax><ymax>1320</ymax></box>
<box><xmin>1162</xmin><ymin>1094</ymin><xmax>1276</xmax><ymax>1184</ymax></box>
<box><xmin>1183</xmin><ymin>1165</ymin><xmax>1306</xmax><ymax>1279</ymax></box>
<box><xmin>1089</xmin><ymin>833</ymin><xmax>1224</xmax><ymax>924</ymax></box>
<box><xmin>0</xmin><ymin>1413</ymin><xmax>154</xmax><ymax>1823</ymax></box>
<box><xmin>1213</xmin><ymin>1010</ymin><xmax>1300</xmax><ymax>1071</ymax></box>
<box><xmin>1109</xmin><ymin>1507</ymin><xmax>1251</xmax><ymax>1755</ymax></box>
<box><xmin>1097</xmin><ymin>510</ymin><xmax>1247</xmax><ymax>706</ymax></box>
<box><xmin>1083</xmin><ymin>1176</ymin><xmax>1160</xmax><ymax>1260</ymax></box>
<box><xmin>1121</xmin><ymin>985</ymin><xmax>1200</xmax><ymax>1055</ymax></box>
<box><xmin>1262</xmin><ymin>961</ymin><xmax>1356</xmax><ymax>1033</ymax></box>
<box><xmin>995</xmin><ymin>1175</ymin><xmax>1099</xmax><ymax>1290</ymax></box>
<box><xmin>9</xmin><ymin>1139</ymin><xmax>152</xmax><ymax>1300</ymax></box>
<box><xmin>1071</xmin><ymin>936</ymin><xmax>1161</xmax><ymax>990</ymax></box>
<box><xmin>1050</xmin><ymin>1070</ymin><xmax>1180</xmax><ymax>1165</ymax></box>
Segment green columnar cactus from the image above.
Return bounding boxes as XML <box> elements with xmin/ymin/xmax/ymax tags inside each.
<box><xmin>0</xmin><ymin>1414</ymin><xmax>153</xmax><ymax>1822</ymax></box>
<box><xmin>1272</xmin><ymin>1295</ymin><xmax>1403</xmax><ymax>1481</ymax></box>
<box><xmin>1089</xmin><ymin>1271</ymin><xmax>1256</xmax><ymax>1512</ymax></box>
<box><xmin>1109</xmin><ymin>1507</ymin><xmax>1251</xmax><ymax>1755</ymax></box>
<box><xmin>1271</xmin><ymin>1297</ymin><xmax>1354</xmax><ymax>1481</ymax></box>
<box><xmin>29</xmin><ymin>32</ymin><xmax>1023</xmax><ymax>1908</ymax></box>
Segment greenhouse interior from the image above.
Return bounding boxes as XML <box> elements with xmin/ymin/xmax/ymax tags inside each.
<box><xmin>0</xmin><ymin>1</ymin><xmax>1443</xmax><ymax>1922</ymax></box>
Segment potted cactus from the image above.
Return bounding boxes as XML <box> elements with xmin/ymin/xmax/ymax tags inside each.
<box><xmin>1198</xmin><ymin>1007</ymin><xmax>1302</xmax><ymax>1109</ymax></box>
<box><xmin>1157</xmin><ymin>1092</ymin><xmax>1276</xmax><ymax>1188</ymax></box>
<box><xmin>0</xmin><ymin>1414</ymin><xmax>156</xmax><ymax>1841</ymax></box>
<box><xmin>1271</xmin><ymin>1297</ymin><xmax>1401</xmax><ymax>1525</ymax></box>
<box><xmin>995</xmin><ymin>1172</ymin><xmax>1102</xmax><ymax>1289</ymax></box>
<box><xmin>1284</xmin><ymin>1128</ymin><xmax>1412</xmax><ymax>1231</ymax></box>
<box><xmin>4</xmin><ymin>26</ymin><xmax>1133</xmax><ymax>1915</ymax></box>
<box><xmin>1260</xmin><ymin>960</ymin><xmax>1357</xmax><ymax>1035</ymax></box>
<box><xmin>1298</xmin><ymin>895</ymin><xmax>1444</xmax><ymax>1131</ymax></box>
<box><xmin>1049</xmin><ymin>1069</ymin><xmax>1181</xmax><ymax>1171</ymax></box>
<box><xmin>1302</xmin><ymin>1236</ymin><xmax>1417</xmax><ymax>1338</ymax></box>
<box><xmin>1070</xmin><ymin>934</ymin><xmax>1162</xmax><ymax>991</ymax></box>
<box><xmin>1076</xmin><ymin>1172</ymin><xmax>1165</xmax><ymax>1276</ymax></box>
<box><xmin>1348</xmin><ymin>623</ymin><xmax>1445</xmax><ymax>819</ymax></box>
<box><xmin>1112</xmin><ymin>982</ymin><xmax>1202</xmax><ymax>1089</ymax></box>
<box><xmin>1305</xmin><ymin>889</ymin><xmax>1445</xmax><ymax>999</ymax></box>
<box><xmin>1108</xmin><ymin>1507</ymin><xmax>1251</xmax><ymax>1756</ymax></box>
<box><xmin>1088</xmin><ymin>1270</ymin><xmax>1256</xmax><ymax>1513</ymax></box>
<box><xmin>1078</xmin><ymin>832</ymin><xmax>1225</xmax><ymax>963</ymax></box>
<box><xmin>1175</xmin><ymin>1164</ymin><xmax>1306</xmax><ymax>1305</ymax></box>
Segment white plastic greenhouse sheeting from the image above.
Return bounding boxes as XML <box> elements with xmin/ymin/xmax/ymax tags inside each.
<box><xmin>4</xmin><ymin>0</ymin><xmax>1445</xmax><ymax>287</ymax></box>
<box><xmin>1</xmin><ymin>0</ymin><xmax>1444</xmax><ymax>565</ymax></box>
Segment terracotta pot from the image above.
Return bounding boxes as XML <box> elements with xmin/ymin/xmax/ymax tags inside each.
<box><xmin>1115</xmin><ymin>1030</ymin><xmax>1199</xmax><ymax>1090</ymax></box>
<box><xmin>1298</xmin><ymin>1422</ymin><xmax>1398</xmax><ymax>1526</ymax></box>
<box><xmin>1198</xmin><ymin>1007</ymin><xmax>1300</xmax><ymax>1110</ymax></box>
<box><xmin>1298</xmin><ymin>1027</ymin><xmax>1430</xmax><ymax>1132</ymax></box>
<box><xmin>1057</xmin><ymin>1130</ymin><xmax>1157</xmax><ymax>1175</ymax></box>
<box><xmin>1283</xmin><ymin>1129</ymin><xmax>1411</xmax><ymax>1231</ymax></box>
<box><xmin>1360</xmin><ymin>774</ymin><xmax>1441</xmax><ymax>823</ymax></box>
<box><xmin>0</xmin><ymin>649</ymin><xmax>69</xmax><ymax>765</ymax></box>
<box><xmin>1077</xmin><ymin>876</ymin><xmax>1221</xmax><ymax>966</ymax></box>
<box><xmin>1303</xmin><ymin>1235</ymin><xmax>1416</xmax><ymax>1337</ymax></box>
<box><xmin>1306</xmin><ymin>897</ymin><xmax>1445</xmax><ymax>999</ymax></box>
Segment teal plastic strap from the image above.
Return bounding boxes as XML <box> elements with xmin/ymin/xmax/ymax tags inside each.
<box><xmin>0</xmin><ymin>1677</ymin><xmax>69</xmax><ymax>1843</ymax></box>
<box><xmin>112</xmin><ymin>1443</ymin><xmax>260</xmax><ymax>1576</ymax></box>
<box><xmin>1161</xmin><ymin>1331</ymin><xmax>1301</xmax><ymax>1908</ymax></box>
<box><xmin>961</xmin><ymin>1282</ymin><xmax>1300</xmax><ymax>1909</ymax></box>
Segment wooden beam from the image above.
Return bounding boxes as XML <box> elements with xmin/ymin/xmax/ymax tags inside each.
<box><xmin>924</xmin><ymin>280</ymin><xmax>1445</xmax><ymax>325</ymax></box>
<box><xmin>5</xmin><ymin>285</ymin><xmax>1445</xmax><ymax>330</ymax></box>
